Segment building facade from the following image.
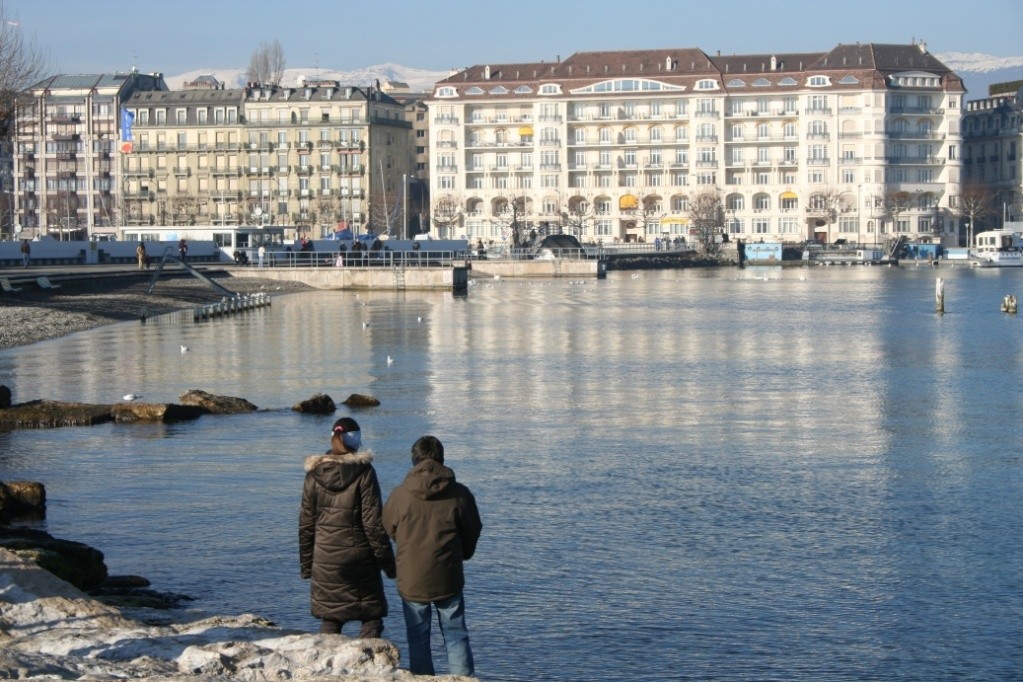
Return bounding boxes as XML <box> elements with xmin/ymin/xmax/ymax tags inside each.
<box><xmin>121</xmin><ymin>78</ymin><xmax>412</xmax><ymax>239</ymax></box>
<box><xmin>425</xmin><ymin>43</ymin><xmax>965</xmax><ymax>247</ymax></box>
<box><xmin>12</xmin><ymin>71</ymin><xmax>168</xmax><ymax>238</ymax></box>
<box><xmin>961</xmin><ymin>83</ymin><xmax>1022</xmax><ymax>232</ymax></box>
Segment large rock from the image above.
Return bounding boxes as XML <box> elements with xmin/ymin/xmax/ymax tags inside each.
<box><xmin>0</xmin><ymin>481</ymin><xmax>46</xmax><ymax>517</ymax></box>
<box><xmin>0</xmin><ymin>399</ymin><xmax>113</xmax><ymax>430</ymax></box>
<box><xmin>0</xmin><ymin>528</ymin><xmax>107</xmax><ymax>590</ymax></box>
<box><xmin>111</xmin><ymin>402</ymin><xmax>206</xmax><ymax>422</ymax></box>
<box><xmin>0</xmin><ymin>548</ymin><xmax>456</xmax><ymax>681</ymax></box>
<box><xmin>179</xmin><ymin>389</ymin><xmax>258</xmax><ymax>414</ymax></box>
<box><xmin>0</xmin><ymin>384</ymin><xmax>11</xmax><ymax>409</ymax></box>
<box><xmin>344</xmin><ymin>393</ymin><xmax>381</xmax><ymax>408</ymax></box>
<box><xmin>293</xmin><ymin>393</ymin><xmax>336</xmax><ymax>414</ymax></box>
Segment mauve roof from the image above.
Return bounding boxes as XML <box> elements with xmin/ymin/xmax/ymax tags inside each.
<box><xmin>433</xmin><ymin>43</ymin><xmax>964</xmax><ymax>95</ymax></box>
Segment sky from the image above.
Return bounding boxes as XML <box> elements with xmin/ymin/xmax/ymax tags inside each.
<box><xmin>6</xmin><ymin>0</ymin><xmax>1023</xmax><ymax>77</ymax></box>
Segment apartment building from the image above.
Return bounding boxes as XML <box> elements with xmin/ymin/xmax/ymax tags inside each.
<box><xmin>425</xmin><ymin>43</ymin><xmax>965</xmax><ymax>246</ymax></box>
<box><xmin>121</xmin><ymin>78</ymin><xmax>412</xmax><ymax>239</ymax></box>
<box><xmin>961</xmin><ymin>82</ymin><xmax>1023</xmax><ymax>232</ymax></box>
<box><xmin>12</xmin><ymin>71</ymin><xmax>168</xmax><ymax>238</ymax></box>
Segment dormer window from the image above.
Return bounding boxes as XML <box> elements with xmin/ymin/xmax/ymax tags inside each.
<box><xmin>435</xmin><ymin>86</ymin><xmax>457</xmax><ymax>98</ymax></box>
<box><xmin>696</xmin><ymin>79</ymin><xmax>718</xmax><ymax>90</ymax></box>
<box><xmin>465</xmin><ymin>86</ymin><xmax>484</xmax><ymax>95</ymax></box>
<box><xmin>539</xmin><ymin>84</ymin><xmax>562</xmax><ymax>95</ymax></box>
<box><xmin>808</xmin><ymin>75</ymin><xmax>830</xmax><ymax>87</ymax></box>
<box><xmin>490</xmin><ymin>86</ymin><xmax>509</xmax><ymax>94</ymax></box>
<box><xmin>514</xmin><ymin>85</ymin><xmax>533</xmax><ymax>94</ymax></box>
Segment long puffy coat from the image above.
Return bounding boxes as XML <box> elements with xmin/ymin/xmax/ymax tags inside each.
<box><xmin>383</xmin><ymin>459</ymin><xmax>482</xmax><ymax>604</ymax></box>
<box><xmin>299</xmin><ymin>451</ymin><xmax>396</xmax><ymax>622</ymax></box>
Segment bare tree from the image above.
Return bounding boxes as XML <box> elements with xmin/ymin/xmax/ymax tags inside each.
<box><xmin>246</xmin><ymin>40</ymin><xmax>286</xmax><ymax>86</ymax></box>
<box><xmin>880</xmin><ymin>190</ymin><xmax>913</xmax><ymax>236</ymax></box>
<box><xmin>561</xmin><ymin>196</ymin><xmax>593</xmax><ymax>240</ymax></box>
<box><xmin>171</xmin><ymin>195</ymin><xmax>199</xmax><ymax>225</ymax></box>
<box><xmin>314</xmin><ymin>193</ymin><xmax>341</xmax><ymax>233</ymax></box>
<box><xmin>806</xmin><ymin>187</ymin><xmax>842</xmax><ymax>242</ymax></box>
<box><xmin>687</xmin><ymin>190</ymin><xmax>724</xmax><ymax>255</ymax></box>
<box><xmin>431</xmin><ymin>194</ymin><xmax>462</xmax><ymax>238</ymax></box>
<box><xmin>0</xmin><ymin>2</ymin><xmax>50</xmax><ymax>138</ymax></box>
<box><xmin>955</xmin><ymin>182</ymin><xmax>996</xmax><ymax>246</ymax></box>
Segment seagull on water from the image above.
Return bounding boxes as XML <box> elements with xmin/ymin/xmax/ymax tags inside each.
<box><xmin>122</xmin><ymin>393</ymin><xmax>141</xmax><ymax>402</ymax></box>
<box><xmin>362</xmin><ymin>322</ymin><xmax>370</xmax><ymax>329</ymax></box>
<box><xmin>180</xmin><ymin>344</ymin><xmax>190</xmax><ymax>353</ymax></box>
<box><xmin>387</xmin><ymin>355</ymin><xmax>394</xmax><ymax>366</ymax></box>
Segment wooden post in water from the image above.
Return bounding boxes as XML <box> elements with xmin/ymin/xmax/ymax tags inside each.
<box><xmin>935</xmin><ymin>277</ymin><xmax>945</xmax><ymax>314</ymax></box>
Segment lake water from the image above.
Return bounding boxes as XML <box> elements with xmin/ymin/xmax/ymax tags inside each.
<box><xmin>2</xmin><ymin>265</ymin><xmax>1022</xmax><ymax>681</ymax></box>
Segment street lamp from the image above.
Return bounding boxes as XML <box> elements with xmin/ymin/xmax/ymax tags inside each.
<box><xmin>402</xmin><ymin>174</ymin><xmax>409</xmax><ymax>241</ymax></box>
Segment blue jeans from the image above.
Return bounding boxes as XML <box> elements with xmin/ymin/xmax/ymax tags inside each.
<box><xmin>402</xmin><ymin>592</ymin><xmax>474</xmax><ymax>677</ymax></box>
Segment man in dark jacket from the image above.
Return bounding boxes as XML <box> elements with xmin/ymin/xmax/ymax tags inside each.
<box><xmin>300</xmin><ymin>417</ymin><xmax>395</xmax><ymax>638</ymax></box>
<box><xmin>383</xmin><ymin>435</ymin><xmax>482</xmax><ymax>676</ymax></box>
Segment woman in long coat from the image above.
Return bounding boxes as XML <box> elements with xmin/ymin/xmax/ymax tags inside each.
<box><xmin>299</xmin><ymin>417</ymin><xmax>395</xmax><ymax>638</ymax></box>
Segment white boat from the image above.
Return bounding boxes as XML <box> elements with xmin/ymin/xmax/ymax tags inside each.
<box><xmin>971</xmin><ymin>228</ymin><xmax>1023</xmax><ymax>267</ymax></box>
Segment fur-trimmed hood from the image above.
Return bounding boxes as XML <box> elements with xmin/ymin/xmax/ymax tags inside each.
<box><xmin>304</xmin><ymin>450</ymin><xmax>375</xmax><ymax>492</ymax></box>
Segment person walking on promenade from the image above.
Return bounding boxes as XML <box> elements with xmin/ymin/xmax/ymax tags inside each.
<box><xmin>383</xmin><ymin>435</ymin><xmax>482</xmax><ymax>676</ymax></box>
<box><xmin>300</xmin><ymin>417</ymin><xmax>395</xmax><ymax>638</ymax></box>
<box><xmin>20</xmin><ymin>239</ymin><xmax>30</xmax><ymax>268</ymax></box>
<box><xmin>136</xmin><ymin>242</ymin><xmax>147</xmax><ymax>270</ymax></box>
<box><xmin>178</xmin><ymin>238</ymin><xmax>188</xmax><ymax>264</ymax></box>
<box><xmin>257</xmin><ymin>244</ymin><xmax>266</xmax><ymax>268</ymax></box>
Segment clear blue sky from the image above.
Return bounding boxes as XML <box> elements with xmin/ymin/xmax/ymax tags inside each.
<box><xmin>7</xmin><ymin>0</ymin><xmax>1022</xmax><ymax>76</ymax></box>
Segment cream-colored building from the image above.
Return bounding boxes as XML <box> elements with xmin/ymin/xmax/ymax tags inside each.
<box><xmin>12</xmin><ymin>71</ymin><xmax>168</xmax><ymax>238</ymax></box>
<box><xmin>121</xmin><ymin>78</ymin><xmax>412</xmax><ymax>239</ymax></box>
<box><xmin>426</xmin><ymin>42</ymin><xmax>965</xmax><ymax>246</ymax></box>
<box><xmin>961</xmin><ymin>83</ymin><xmax>1022</xmax><ymax>233</ymax></box>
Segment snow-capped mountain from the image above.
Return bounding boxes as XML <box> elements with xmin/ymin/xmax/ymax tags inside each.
<box><xmin>165</xmin><ymin>63</ymin><xmax>453</xmax><ymax>93</ymax></box>
<box><xmin>165</xmin><ymin>53</ymin><xmax>1023</xmax><ymax>102</ymax></box>
<box><xmin>936</xmin><ymin>51</ymin><xmax>1023</xmax><ymax>97</ymax></box>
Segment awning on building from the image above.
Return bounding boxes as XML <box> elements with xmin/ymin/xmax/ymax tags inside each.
<box><xmin>518</xmin><ymin>126</ymin><xmax>534</xmax><ymax>136</ymax></box>
<box><xmin>780</xmin><ymin>191</ymin><xmax>798</xmax><ymax>200</ymax></box>
<box><xmin>619</xmin><ymin>194</ymin><xmax>638</xmax><ymax>210</ymax></box>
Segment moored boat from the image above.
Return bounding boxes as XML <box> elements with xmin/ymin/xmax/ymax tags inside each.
<box><xmin>970</xmin><ymin>228</ymin><xmax>1023</xmax><ymax>267</ymax></box>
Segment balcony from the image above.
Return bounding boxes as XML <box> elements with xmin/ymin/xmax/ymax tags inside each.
<box><xmin>124</xmin><ymin>169</ymin><xmax>154</xmax><ymax>178</ymax></box>
<box><xmin>56</xmin><ymin>152</ymin><xmax>77</xmax><ymax>161</ymax></box>
<box><xmin>210</xmin><ymin>167</ymin><xmax>240</xmax><ymax>177</ymax></box>
<box><xmin>50</xmin><ymin>132</ymin><xmax>80</xmax><ymax>141</ymax></box>
<box><xmin>49</xmin><ymin>114</ymin><xmax>81</xmax><ymax>124</ymax></box>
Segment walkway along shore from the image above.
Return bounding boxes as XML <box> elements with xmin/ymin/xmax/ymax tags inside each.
<box><xmin>0</xmin><ymin>272</ymin><xmax>313</xmax><ymax>350</ymax></box>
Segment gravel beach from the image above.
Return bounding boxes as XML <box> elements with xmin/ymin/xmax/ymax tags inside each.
<box><xmin>0</xmin><ymin>275</ymin><xmax>313</xmax><ymax>350</ymax></box>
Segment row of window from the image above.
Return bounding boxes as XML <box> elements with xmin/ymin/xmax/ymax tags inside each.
<box><xmin>437</xmin><ymin>73</ymin><xmax>942</xmax><ymax>99</ymax></box>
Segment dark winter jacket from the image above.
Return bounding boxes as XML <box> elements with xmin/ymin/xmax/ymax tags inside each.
<box><xmin>382</xmin><ymin>459</ymin><xmax>482</xmax><ymax>603</ymax></box>
<box><xmin>299</xmin><ymin>451</ymin><xmax>396</xmax><ymax>622</ymax></box>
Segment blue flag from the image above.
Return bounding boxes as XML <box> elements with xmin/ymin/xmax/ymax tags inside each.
<box><xmin>120</xmin><ymin>108</ymin><xmax>135</xmax><ymax>152</ymax></box>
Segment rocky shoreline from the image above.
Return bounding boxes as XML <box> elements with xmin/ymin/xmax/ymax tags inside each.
<box><xmin>1</xmin><ymin>547</ymin><xmax>458</xmax><ymax>681</ymax></box>
<box><xmin>0</xmin><ymin>277</ymin><xmax>477</xmax><ymax>680</ymax></box>
<box><xmin>0</xmin><ymin>275</ymin><xmax>314</xmax><ymax>351</ymax></box>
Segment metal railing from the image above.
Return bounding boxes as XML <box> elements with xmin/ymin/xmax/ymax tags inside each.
<box><xmin>237</xmin><ymin>249</ymin><xmax>471</xmax><ymax>269</ymax></box>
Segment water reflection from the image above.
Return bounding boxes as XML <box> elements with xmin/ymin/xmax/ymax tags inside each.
<box><xmin>2</xmin><ymin>267</ymin><xmax>1022</xmax><ymax>681</ymax></box>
